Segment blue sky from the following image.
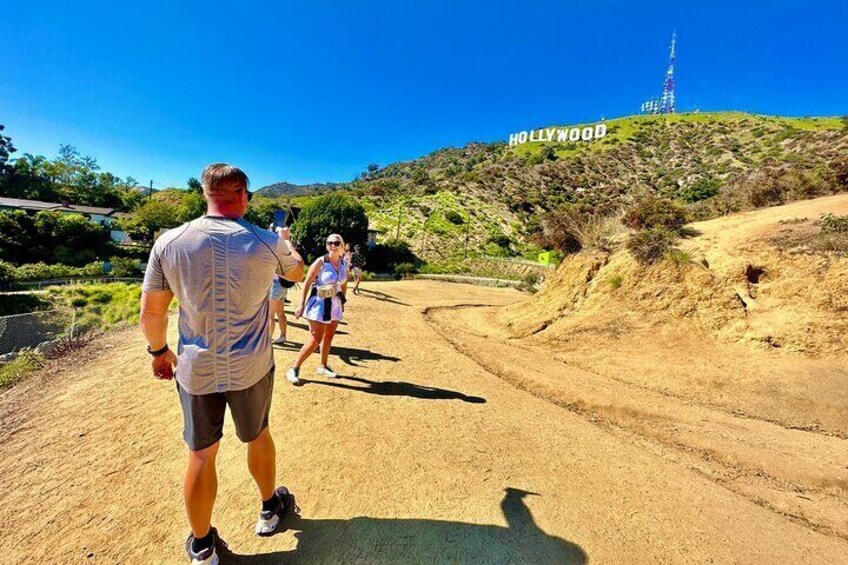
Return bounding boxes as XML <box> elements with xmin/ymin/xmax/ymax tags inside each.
<box><xmin>1</xmin><ymin>0</ymin><xmax>846</xmax><ymax>189</ymax></box>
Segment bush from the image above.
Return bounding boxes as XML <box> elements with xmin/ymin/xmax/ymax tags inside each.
<box><xmin>0</xmin><ymin>260</ymin><xmax>14</xmax><ymax>287</ymax></box>
<box><xmin>367</xmin><ymin>239</ymin><xmax>421</xmax><ymax>273</ymax></box>
<box><xmin>623</xmin><ymin>195</ymin><xmax>688</xmax><ymax>232</ymax></box>
<box><xmin>540</xmin><ymin>205</ymin><xmax>622</xmax><ymax>254</ymax></box>
<box><xmin>291</xmin><ymin>194</ymin><xmax>369</xmax><ymax>261</ymax></box>
<box><xmin>680</xmin><ymin>177</ymin><xmax>720</xmax><ymax>203</ymax></box>
<box><xmin>627</xmin><ymin>228</ymin><xmax>679</xmax><ymax>265</ymax></box>
<box><xmin>607</xmin><ymin>274</ymin><xmax>624</xmax><ymax>289</ymax></box>
<box><xmin>518</xmin><ymin>271</ymin><xmax>541</xmax><ymax>292</ymax></box>
<box><xmin>12</xmin><ymin>261</ymin><xmax>105</xmax><ymax>281</ymax></box>
<box><xmin>108</xmin><ymin>256</ymin><xmax>142</xmax><ymax>277</ymax></box>
<box><xmin>0</xmin><ymin>351</ymin><xmax>44</xmax><ymax>388</ymax></box>
<box><xmin>444</xmin><ymin>210</ymin><xmax>465</xmax><ymax>225</ymax></box>
<box><xmin>394</xmin><ymin>262</ymin><xmax>417</xmax><ymax>278</ymax></box>
<box><xmin>821</xmin><ymin>213</ymin><xmax>848</xmax><ymax>234</ymax></box>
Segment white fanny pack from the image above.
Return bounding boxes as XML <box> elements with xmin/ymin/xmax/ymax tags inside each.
<box><xmin>316</xmin><ymin>284</ymin><xmax>336</xmax><ymax>299</ymax></box>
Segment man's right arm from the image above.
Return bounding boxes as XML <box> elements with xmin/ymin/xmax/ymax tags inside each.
<box><xmin>275</xmin><ymin>227</ymin><xmax>305</xmax><ymax>282</ymax></box>
<box><xmin>140</xmin><ymin>242</ymin><xmax>177</xmax><ymax>380</ymax></box>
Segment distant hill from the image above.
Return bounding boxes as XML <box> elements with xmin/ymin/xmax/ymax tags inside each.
<box><xmin>349</xmin><ymin>112</ymin><xmax>847</xmax><ymax>260</ymax></box>
<box><xmin>253</xmin><ymin>113</ymin><xmax>847</xmax><ymax>262</ymax></box>
<box><xmin>256</xmin><ymin>181</ymin><xmax>341</xmax><ymax>197</ymax></box>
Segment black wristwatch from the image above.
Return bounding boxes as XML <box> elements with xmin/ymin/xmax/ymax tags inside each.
<box><xmin>147</xmin><ymin>344</ymin><xmax>170</xmax><ymax>357</ymax></box>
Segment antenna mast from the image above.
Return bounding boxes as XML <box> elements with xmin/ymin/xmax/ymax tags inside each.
<box><xmin>641</xmin><ymin>31</ymin><xmax>677</xmax><ymax>115</ymax></box>
<box><xmin>660</xmin><ymin>31</ymin><xmax>676</xmax><ymax>114</ymax></box>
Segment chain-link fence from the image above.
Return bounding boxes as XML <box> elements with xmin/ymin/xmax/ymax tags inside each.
<box><xmin>0</xmin><ymin>309</ymin><xmax>76</xmax><ymax>357</ymax></box>
<box><xmin>5</xmin><ymin>277</ymin><xmax>143</xmax><ymax>291</ymax></box>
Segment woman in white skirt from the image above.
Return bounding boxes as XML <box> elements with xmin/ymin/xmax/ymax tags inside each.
<box><xmin>286</xmin><ymin>233</ymin><xmax>348</xmax><ymax>385</ymax></box>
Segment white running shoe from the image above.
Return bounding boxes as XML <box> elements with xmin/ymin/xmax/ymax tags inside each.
<box><xmin>286</xmin><ymin>367</ymin><xmax>302</xmax><ymax>386</ymax></box>
<box><xmin>272</xmin><ymin>336</ymin><xmax>287</xmax><ymax>345</ymax></box>
<box><xmin>316</xmin><ymin>365</ymin><xmax>338</xmax><ymax>378</ymax></box>
<box><xmin>185</xmin><ymin>528</ymin><xmax>220</xmax><ymax>565</ymax></box>
<box><xmin>255</xmin><ymin>487</ymin><xmax>293</xmax><ymax>536</ymax></box>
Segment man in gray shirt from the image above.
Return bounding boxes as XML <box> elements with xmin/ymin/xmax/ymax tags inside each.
<box><xmin>140</xmin><ymin>163</ymin><xmax>304</xmax><ymax>564</ymax></box>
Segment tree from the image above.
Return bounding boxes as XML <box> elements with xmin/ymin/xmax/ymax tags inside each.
<box><xmin>117</xmin><ymin>200</ymin><xmax>181</xmax><ymax>241</ymax></box>
<box><xmin>177</xmin><ymin>191</ymin><xmax>206</xmax><ymax>223</ymax></box>
<box><xmin>0</xmin><ymin>124</ymin><xmax>15</xmax><ymax>168</ymax></box>
<box><xmin>0</xmin><ymin>210</ymin><xmax>35</xmax><ymax>264</ymax></box>
<box><xmin>244</xmin><ymin>195</ymin><xmax>283</xmax><ymax>228</ymax></box>
<box><xmin>291</xmin><ymin>194</ymin><xmax>369</xmax><ymax>261</ymax></box>
<box><xmin>539</xmin><ymin>146</ymin><xmax>558</xmax><ymax>161</ymax></box>
<box><xmin>187</xmin><ymin>177</ymin><xmax>202</xmax><ymax>193</ymax></box>
<box><xmin>0</xmin><ymin>210</ymin><xmax>110</xmax><ymax>265</ymax></box>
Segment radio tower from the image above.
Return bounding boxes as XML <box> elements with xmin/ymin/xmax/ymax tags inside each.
<box><xmin>641</xmin><ymin>31</ymin><xmax>677</xmax><ymax>115</ymax></box>
<box><xmin>660</xmin><ymin>31</ymin><xmax>676</xmax><ymax>114</ymax></box>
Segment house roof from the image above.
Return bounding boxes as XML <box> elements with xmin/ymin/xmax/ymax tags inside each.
<box><xmin>0</xmin><ymin>197</ymin><xmax>121</xmax><ymax>217</ymax></box>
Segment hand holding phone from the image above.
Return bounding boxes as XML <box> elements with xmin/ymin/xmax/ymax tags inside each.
<box><xmin>272</xmin><ymin>210</ymin><xmax>288</xmax><ymax>229</ymax></box>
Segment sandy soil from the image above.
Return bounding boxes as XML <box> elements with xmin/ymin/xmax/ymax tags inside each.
<box><xmin>1</xmin><ymin>279</ymin><xmax>847</xmax><ymax>563</ymax></box>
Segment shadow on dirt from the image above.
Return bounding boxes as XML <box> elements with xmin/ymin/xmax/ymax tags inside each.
<box><xmin>284</xmin><ymin>320</ymin><xmax>349</xmax><ymax>335</ymax></box>
<box><xmin>357</xmin><ymin>288</ymin><xmax>412</xmax><ymax>306</ymax></box>
<box><xmin>301</xmin><ymin>375</ymin><xmax>486</xmax><ymax>404</ymax></box>
<box><xmin>273</xmin><ymin>342</ymin><xmax>401</xmax><ymax>367</ymax></box>
<box><xmin>218</xmin><ymin>487</ymin><xmax>587</xmax><ymax>564</ymax></box>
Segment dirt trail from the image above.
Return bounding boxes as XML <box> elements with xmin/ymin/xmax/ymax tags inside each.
<box><xmin>1</xmin><ymin>280</ymin><xmax>847</xmax><ymax>563</ymax></box>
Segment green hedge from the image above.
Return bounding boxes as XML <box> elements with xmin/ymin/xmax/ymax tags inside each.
<box><xmin>0</xmin><ymin>260</ymin><xmax>106</xmax><ymax>283</ymax></box>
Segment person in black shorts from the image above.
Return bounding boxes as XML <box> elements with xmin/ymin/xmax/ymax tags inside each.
<box><xmin>140</xmin><ymin>164</ymin><xmax>304</xmax><ymax>564</ymax></box>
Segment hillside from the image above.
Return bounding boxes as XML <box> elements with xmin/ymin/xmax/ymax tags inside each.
<box><xmin>256</xmin><ymin>180</ymin><xmax>341</xmax><ymax>197</ymax></box>
<box><xmin>499</xmin><ymin>194</ymin><xmax>848</xmax><ymax>355</ymax></box>
<box><xmin>349</xmin><ymin>112</ymin><xmax>847</xmax><ymax>261</ymax></box>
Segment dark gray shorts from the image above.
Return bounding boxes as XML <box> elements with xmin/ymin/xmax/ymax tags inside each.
<box><xmin>176</xmin><ymin>369</ymin><xmax>274</xmax><ymax>451</ymax></box>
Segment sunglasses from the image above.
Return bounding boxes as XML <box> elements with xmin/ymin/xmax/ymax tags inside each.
<box><xmin>326</xmin><ymin>241</ymin><xmax>342</xmax><ymax>246</ymax></box>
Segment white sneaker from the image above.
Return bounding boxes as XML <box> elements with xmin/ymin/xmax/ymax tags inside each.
<box><xmin>272</xmin><ymin>336</ymin><xmax>287</xmax><ymax>345</ymax></box>
<box><xmin>185</xmin><ymin>528</ymin><xmax>220</xmax><ymax>565</ymax></box>
<box><xmin>255</xmin><ymin>487</ymin><xmax>293</xmax><ymax>536</ymax></box>
<box><xmin>286</xmin><ymin>367</ymin><xmax>302</xmax><ymax>386</ymax></box>
<box><xmin>316</xmin><ymin>365</ymin><xmax>338</xmax><ymax>378</ymax></box>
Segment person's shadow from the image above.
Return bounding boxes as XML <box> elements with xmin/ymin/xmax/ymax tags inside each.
<box><xmin>357</xmin><ymin>288</ymin><xmax>412</xmax><ymax>306</ymax></box>
<box><xmin>301</xmin><ymin>375</ymin><xmax>486</xmax><ymax>404</ymax></box>
<box><xmin>218</xmin><ymin>487</ymin><xmax>587</xmax><ymax>564</ymax></box>
<box><xmin>285</xmin><ymin>320</ymin><xmax>349</xmax><ymax>335</ymax></box>
<box><xmin>274</xmin><ymin>342</ymin><xmax>401</xmax><ymax>368</ymax></box>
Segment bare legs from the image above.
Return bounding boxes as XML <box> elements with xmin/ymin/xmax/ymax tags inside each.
<box><xmin>247</xmin><ymin>427</ymin><xmax>276</xmax><ymax>501</ymax></box>
<box><xmin>320</xmin><ymin>322</ymin><xmax>338</xmax><ymax>367</ymax></box>
<box><xmin>185</xmin><ymin>427</ymin><xmax>278</xmax><ymax>538</ymax></box>
<box><xmin>185</xmin><ymin>441</ymin><xmax>220</xmax><ymax>539</ymax></box>
<box><xmin>293</xmin><ymin>319</ymin><xmax>339</xmax><ymax>369</ymax></box>
<box><xmin>268</xmin><ymin>299</ymin><xmax>287</xmax><ymax>340</ymax></box>
<box><xmin>293</xmin><ymin>321</ymin><xmax>325</xmax><ymax>368</ymax></box>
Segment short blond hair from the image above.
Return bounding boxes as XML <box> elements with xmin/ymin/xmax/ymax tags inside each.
<box><xmin>201</xmin><ymin>163</ymin><xmax>249</xmax><ymax>198</ymax></box>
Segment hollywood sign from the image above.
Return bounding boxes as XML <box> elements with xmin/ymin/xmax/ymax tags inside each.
<box><xmin>509</xmin><ymin>123</ymin><xmax>607</xmax><ymax>147</ymax></box>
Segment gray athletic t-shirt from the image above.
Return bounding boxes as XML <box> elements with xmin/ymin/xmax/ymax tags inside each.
<box><xmin>142</xmin><ymin>216</ymin><xmax>298</xmax><ymax>395</ymax></box>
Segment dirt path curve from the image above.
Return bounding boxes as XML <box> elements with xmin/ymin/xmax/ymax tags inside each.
<box><xmin>1</xmin><ymin>280</ymin><xmax>847</xmax><ymax>563</ymax></box>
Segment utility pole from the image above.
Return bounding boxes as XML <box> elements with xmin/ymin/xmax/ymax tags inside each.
<box><xmin>395</xmin><ymin>202</ymin><xmax>403</xmax><ymax>240</ymax></box>
<box><xmin>148</xmin><ymin>180</ymin><xmax>154</xmax><ymax>200</ymax></box>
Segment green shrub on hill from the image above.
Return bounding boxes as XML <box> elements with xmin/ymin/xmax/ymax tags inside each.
<box><xmin>627</xmin><ymin>227</ymin><xmax>679</xmax><ymax>265</ymax></box>
<box><xmin>624</xmin><ymin>195</ymin><xmax>688</xmax><ymax>232</ymax></box>
<box><xmin>12</xmin><ymin>261</ymin><xmax>105</xmax><ymax>281</ymax></box>
<box><xmin>291</xmin><ymin>194</ymin><xmax>369</xmax><ymax>262</ymax></box>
